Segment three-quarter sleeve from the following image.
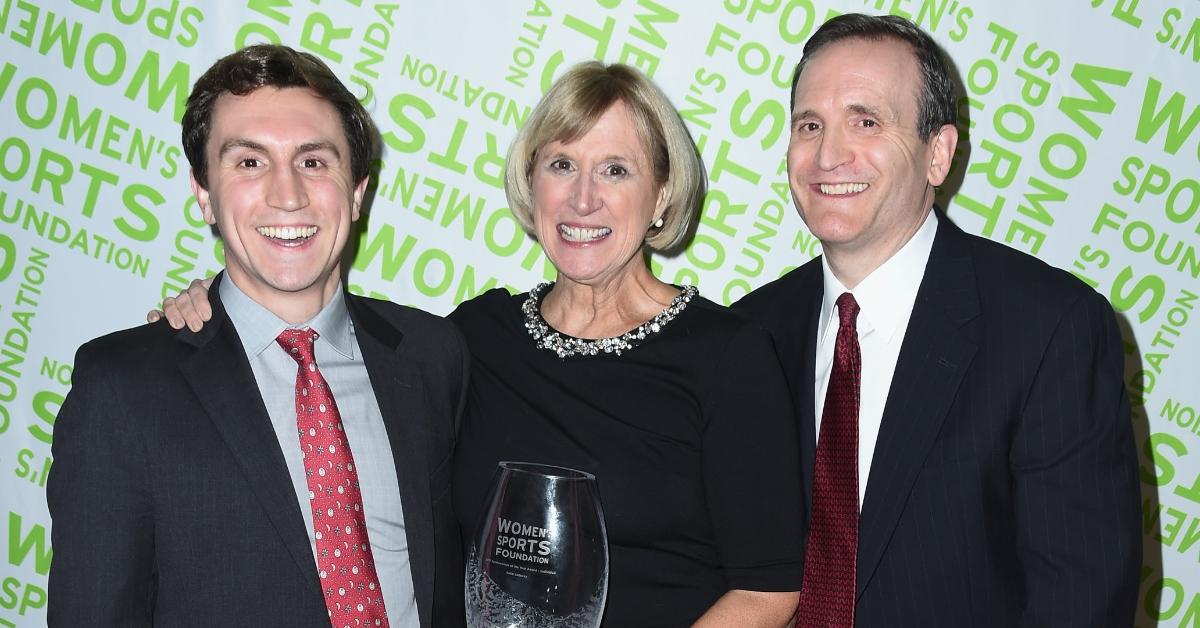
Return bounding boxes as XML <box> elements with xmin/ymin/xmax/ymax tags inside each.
<box><xmin>699</xmin><ymin>320</ymin><xmax>806</xmax><ymax>591</ymax></box>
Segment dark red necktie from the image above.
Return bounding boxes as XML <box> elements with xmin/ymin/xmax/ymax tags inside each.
<box><xmin>797</xmin><ymin>293</ymin><xmax>861</xmax><ymax>627</ymax></box>
<box><xmin>277</xmin><ymin>328</ymin><xmax>390</xmax><ymax>628</ymax></box>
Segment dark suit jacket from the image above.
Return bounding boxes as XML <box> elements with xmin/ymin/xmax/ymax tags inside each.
<box><xmin>735</xmin><ymin>215</ymin><xmax>1141</xmax><ymax>627</ymax></box>
<box><xmin>48</xmin><ymin>274</ymin><xmax>469</xmax><ymax>627</ymax></box>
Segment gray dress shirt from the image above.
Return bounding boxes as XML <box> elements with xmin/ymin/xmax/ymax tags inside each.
<box><xmin>220</xmin><ymin>278</ymin><xmax>418</xmax><ymax>627</ymax></box>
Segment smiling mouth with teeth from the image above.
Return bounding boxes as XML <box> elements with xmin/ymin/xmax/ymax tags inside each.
<box><xmin>818</xmin><ymin>182</ymin><xmax>869</xmax><ymax>195</ymax></box>
<box><xmin>257</xmin><ymin>226</ymin><xmax>318</xmax><ymax>241</ymax></box>
<box><xmin>559</xmin><ymin>224</ymin><xmax>612</xmax><ymax>243</ymax></box>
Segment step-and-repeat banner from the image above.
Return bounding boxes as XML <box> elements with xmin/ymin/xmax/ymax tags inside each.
<box><xmin>2</xmin><ymin>0</ymin><xmax>1197</xmax><ymax>625</ymax></box>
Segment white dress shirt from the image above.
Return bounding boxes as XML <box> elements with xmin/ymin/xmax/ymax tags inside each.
<box><xmin>814</xmin><ymin>210</ymin><xmax>938</xmax><ymax>507</ymax></box>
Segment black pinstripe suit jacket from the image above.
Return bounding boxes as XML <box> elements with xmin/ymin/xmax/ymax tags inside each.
<box><xmin>735</xmin><ymin>213</ymin><xmax>1141</xmax><ymax>627</ymax></box>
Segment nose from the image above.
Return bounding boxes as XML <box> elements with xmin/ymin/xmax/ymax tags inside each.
<box><xmin>815</xmin><ymin>125</ymin><xmax>853</xmax><ymax>171</ymax></box>
<box><xmin>265</xmin><ymin>165</ymin><xmax>309</xmax><ymax>211</ymax></box>
<box><xmin>568</xmin><ymin>173</ymin><xmax>601</xmax><ymax>215</ymax></box>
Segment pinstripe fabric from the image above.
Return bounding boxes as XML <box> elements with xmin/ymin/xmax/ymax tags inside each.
<box><xmin>735</xmin><ymin>213</ymin><xmax>1141</xmax><ymax>628</ymax></box>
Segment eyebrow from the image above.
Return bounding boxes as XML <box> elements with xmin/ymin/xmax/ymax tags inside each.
<box><xmin>217</xmin><ymin>139</ymin><xmax>267</xmax><ymax>160</ymax></box>
<box><xmin>296</xmin><ymin>141</ymin><xmax>342</xmax><ymax>159</ymax></box>
<box><xmin>540</xmin><ymin>150</ymin><xmax>638</xmax><ymax>165</ymax></box>
<box><xmin>846</xmin><ymin>103</ymin><xmax>885</xmax><ymax>119</ymax></box>
<box><xmin>791</xmin><ymin>103</ymin><xmax>889</xmax><ymax>126</ymax></box>
<box><xmin>792</xmin><ymin>108</ymin><xmax>819</xmax><ymax>126</ymax></box>
<box><xmin>217</xmin><ymin>139</ymin><xmax>343</xmax><ymax>161</ymax></box>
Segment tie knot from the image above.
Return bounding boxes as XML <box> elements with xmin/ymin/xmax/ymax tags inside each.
<box><xmin>835</xmin><ymin>292</ymin><xmax>860</xmax><ymax>329</ymax></box>
<box><xmin>276</xmin><ymin>328</ymin><xmax>319</xmax><ymax>366</ymax></box>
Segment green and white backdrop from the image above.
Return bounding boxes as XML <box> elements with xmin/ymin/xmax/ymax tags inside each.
<box><xmin>1</xmin><ymin>0</ymin><xmax>1198</xmax><ymax>625</ymax></box>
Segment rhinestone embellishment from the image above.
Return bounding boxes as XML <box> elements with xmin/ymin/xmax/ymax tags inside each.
<box><xmin>522</xmin><ymin>282</ymin><xmax>698</xmax><ymax>358</ymax></box>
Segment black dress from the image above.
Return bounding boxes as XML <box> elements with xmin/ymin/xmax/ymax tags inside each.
<box><xmin>450</xmin><ymin>286</ymin><xmax>805</xmax><ymax>628</ymax></box>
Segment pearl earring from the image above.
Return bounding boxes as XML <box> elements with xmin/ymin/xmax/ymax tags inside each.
<box><xmin>652</xmin><ymin>217</ymin><xmax>664</xmax><ymax>228</ymax></box>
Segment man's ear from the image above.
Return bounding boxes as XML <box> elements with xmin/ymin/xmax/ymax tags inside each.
<box><xmin>189</xmin><ymin>169</ymin><xmax>215</xmax><ymax>225</ymax></box>
<box><xmin>351</xmin><ymin>178</ymin><xmax>369</xmax><ymax>222</ymax></box>
<box><xmin>927</xmin><ymin>123</ymin><xmax>959</xmax><ymax>188</ymax></box>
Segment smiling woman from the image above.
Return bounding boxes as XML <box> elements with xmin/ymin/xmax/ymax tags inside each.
<box><xmin>449</xmin><ymin>61</ymin><xmax>806</xmax><ymax>627</ymax></box>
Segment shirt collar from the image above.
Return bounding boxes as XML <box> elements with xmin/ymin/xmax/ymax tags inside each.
<box><xmin>817</xmin><ymin>210</ymin><xmax>938</xmax><ymax>347</ymax></box>
<box><xmin>219</xmin><ymin>276</ymin><xmax>356</xmax><ymax>360</ymax></box>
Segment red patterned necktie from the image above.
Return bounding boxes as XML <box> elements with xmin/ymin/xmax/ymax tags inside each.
<box><xmin>277</xmin><ymin>328</ymin><xmax>390</xmax><ymax>628</ymax></box>
<box><xmin>797</xmin><ymin>293</ymin><xmax>861</xmax><ymax>628</ymax></box>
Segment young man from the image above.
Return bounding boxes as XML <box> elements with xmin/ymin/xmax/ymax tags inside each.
<box><xmin>48</xmin><ymin>45</ymin><xmax>467</xmax><ymax>627</ymax></box>
<box><xmin>735</xmin><ymin>14</ymin><xmax>1141</xmax><ymax>627</ymax></box>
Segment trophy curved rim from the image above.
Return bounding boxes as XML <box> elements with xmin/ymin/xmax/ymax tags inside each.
<box><xmin>497</xmin><ymin>461</ymin><xmax>596</xmax><ymax>481</ymax></box>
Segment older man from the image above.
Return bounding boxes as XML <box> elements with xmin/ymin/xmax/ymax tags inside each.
<box><xmin>735</xmin><ymin>14</ymin><xmax>1140</xmax><ymax>627</ymax></box>
<box><xmin>48</xmin><ymin>45</ymin><xmax>467</xmax><ymax>627</ymax></box>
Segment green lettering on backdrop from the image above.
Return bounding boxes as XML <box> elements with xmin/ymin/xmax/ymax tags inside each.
<box><xmin>36</xmin><ymin>10</ymin><xmax>82</xmax><ymax>64</ymax></box>
<box><xmin>1110</xmin><ymin>266</ymin><xmax>1166</xmax><ymax>323</ymax></box>
<box><xmin>953</xmin><ymin>191</ymin><xmax>1005</xmax><ymax>236</ymax></box>
<box><xmin>700</xmin><ymin>190</ymin><xmax>746</xmax><ymax>238</ymax></box>
<box><xmin>14</xmin><ymin>76</ymin><xmax>54</xmax><ymax>130</ymax></box>
<box><xmin>353</xmin><ymin>223</ymin><xmax>418</xmax><ymax>282</ymax></box>
<box><xmin>246</xmin><ymin>0</ymin><xmax>291</xmax><ymax>24</ymax></box>
<box><xmin>1142</xmin><ymin>431</ymin><xmax>1185</xmax><ymax>486</ymax></box>
<box><xmin>123</xmin><ymin>50</ymin><xmax>190</xmax><ymax>122</ymax></box>
<box><xmin>1135</xmin><ymin>76</ymin><xmax>1200</xmax><ymax>156</ymax></box>
<box><xmin>5</xmin><ymin>513</ymin><xmax>50</xmax><ymax>575</ymax></box>
<box><xmin>1016</xmin><ymin>177</ymin><xmax>1066</xmax><ymax>229</ymax></box>
<box><xmin>300</xmin><ymin>11</ymin><xmax>351</xmax><ymax>62</ymax></box>
<box><xmin>413</xmin><ymin>247</ymin><xmax>454</xmax><ymax>297</ymax></box>
<box><xmin>1038</xmin><ymin>133</ymin><xmax>1086</xmax><ymax>178</ymax></box>
<box><xmin>1156</xmin><ymin>9</ymin><xmax>1200</xmax><ymax>64</ymax></box>
<box><xmin>484</xmin><ymin>208</ymin><xmax>525</xmax><ymax>258</ymax></box>
<box><xmin>455</xmin><ymin>266</ymin><xmax>501</xmax><ymax>303</ymax></box>
<box><xmin>1090</xmin><ymin>0</ymin><xmax>1144</xmax><ymax>28</ymax></box>
<box><xmin>1162</xmin><ymin>397</ymin><xmax>1200</xmax><ymax>436</ymax></box>
<box><xmin>563</xmin><ymin>12</ymin><xmax>616</xmax><ymax>60</ymax></box>
<box><xmin>729</xmin><ymin>90</ymin><xmax>787</xmax><ymax>148</ymax></box>
<box><xmin>1057</xmin><ymin>63</ymin><xmax>1132</xmax><ymax>140</ymax></box>
<box><xmin>383</xmin><ymin>93</ymin><xmax>434</xmax><ymax>154</ymax></box>
<box><xmin>83</xmin><ymin>32</ymin><xmax>125</xmax><ymax>87</ymax></box>
<box><xmin>0</xmin><ymin>234</ymin><xmax>14</xmax><ymax>282</ymax></box>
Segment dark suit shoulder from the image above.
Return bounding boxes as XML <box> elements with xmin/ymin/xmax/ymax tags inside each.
<box><xmin>684</xmin><ymin>293</ymin><xmax>777</xmax><ymax>338</ymax></box>
<box><xmin>959</xmin><ymin>228</ymin><xmax>1107</xmax><ymax>313</ymax></box>
<box><xmin>349</xmin><ymin>293</ymin><xmax>465</xmax><ymax>354</ymax></box>
<box><xmin>72</xmin><ymin>319</ymin><xmax>196</xmax><ymax>376</ymax></box>
<box><xmin>733</xmin><ymin>256</ymin><xmax>823</xmax><ymax>325</ymax></box>
<box><xmin>447</xmin><ymin>287</ymin><xmax>517</xmax><ymax>325</ymax></box>
<box><xmin>350</xmin><ymin>293</ymin><xmax>457</xmax><ymax>332</ymax></box>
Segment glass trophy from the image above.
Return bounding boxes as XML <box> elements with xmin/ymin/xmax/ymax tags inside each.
<box><xmin>466</xmin><ymin>462</ymin><xmax>608</xmax><ymax>628</ymax></box>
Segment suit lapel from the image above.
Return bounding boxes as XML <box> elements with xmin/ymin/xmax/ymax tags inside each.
<box><xmin>348</xmin><ymin>297</ymin><xmax>437</xmax><ymax>621</ymax></box>
<box><xmin>789</xmin><ymin>267</ymin><xmax>823</xmax><ymax>512</ymax></box>
<box><xmin>856</xmin><ymin>218</ymin><xmax>982</xmax><ymax>598</ymax></box>
<box><xmin>177</xmin><ymin>275</ymin><xmax>319</xmax><ymax>590</ymax></box>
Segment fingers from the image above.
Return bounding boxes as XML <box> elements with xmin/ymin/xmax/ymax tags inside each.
<box><xmin>173</xmin><ymin>292</ymin><xmax>206</xmax><ymax>332</ymax></box>
<box><xmin>186</xmin><ymin>279</ymin><xmax>213</xmax><ymax>322</ymax></box>
<box><xmin>154</xmin><ymin>277</ymin><xmax>214</xmax><ymax>332</ymax></box>
<box><xmin>160</xmin><ymin>296</ymin><xmax>191</xmax><ymax>331</ymax></box>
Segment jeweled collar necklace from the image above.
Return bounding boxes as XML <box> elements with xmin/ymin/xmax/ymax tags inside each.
<box><xmin>522</xmin><ymin>282</ymin><xmax>698</xmax><ymax>358</ymax></box>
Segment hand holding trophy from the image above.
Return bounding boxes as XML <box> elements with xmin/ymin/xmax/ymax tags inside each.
<box><xmin>466</xmin><ymin>462</ymin><xmax>608</xmax><ymax>627</ymax></box>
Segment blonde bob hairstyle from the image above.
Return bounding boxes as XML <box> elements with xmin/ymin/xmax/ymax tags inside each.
<box><xmin>504</xmin><ymin>61</ymin><xmax>705</xmax><ymax>252</ymax></box>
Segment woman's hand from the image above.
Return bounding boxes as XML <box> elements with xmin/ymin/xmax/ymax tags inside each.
<box><xmin>691</xmin><ymin>589</ymin><xmax>800</xmax><ymax>628</ymax></box>
<box><xmin>147</xmin><ymin>277</ymin><xmax>215</xmax><ymax>331</ymax></box>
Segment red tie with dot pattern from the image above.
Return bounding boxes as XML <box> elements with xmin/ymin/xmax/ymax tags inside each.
<box><xmin>277</xmin><ymin>328</ymin><xmax>390</xmax><ymax>628</ymax></box>
<box><xmin>797</xmin><ymin>293</ymin><xmax>861</xmax><ymax>628</ymax></box>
